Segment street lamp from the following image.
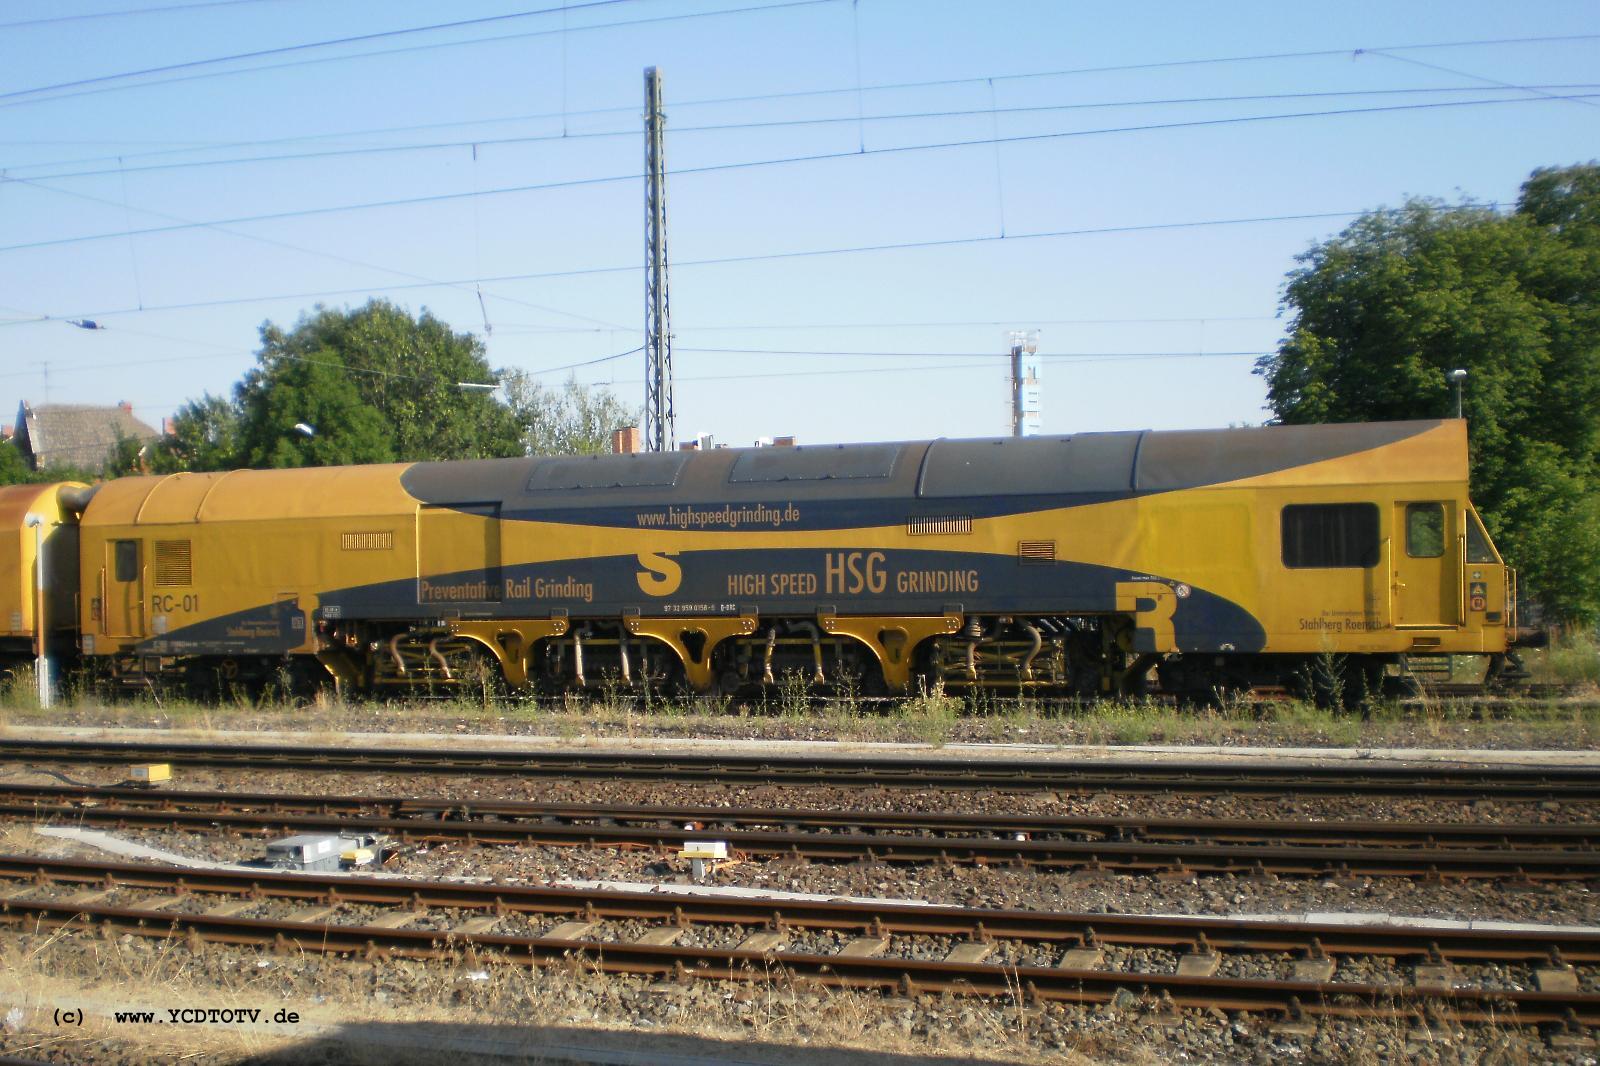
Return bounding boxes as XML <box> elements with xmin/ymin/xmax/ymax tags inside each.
<box><xmin>1448</xmin><ymin>369</ymin><xmax>1468</xmax><ymax>419</ymax></box>
<box><xmin>456</xmin><ymin>381</ymin><xmax>500</xmax><ymax>392</ymax></box>
<box><xmin>23</xmin><ymin>513</ymin><xmax>50</xmax><ymax>709</ymax></box>
<box><xmin>293</xmin><ymin>423</ymin><xmax>316</xmax><ymax>437</ymax></box>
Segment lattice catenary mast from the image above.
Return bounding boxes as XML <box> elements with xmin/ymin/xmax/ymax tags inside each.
<box><xmin>643</xmin><ymin>66</ymin><xmax>675</xmax><ymax>452</ymax></box>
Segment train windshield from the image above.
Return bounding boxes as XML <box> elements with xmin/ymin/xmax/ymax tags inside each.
<box><xmin>1465</xmin><ymin>507</ymin><xmax>1500</xmax><ymax>564</ymax></box>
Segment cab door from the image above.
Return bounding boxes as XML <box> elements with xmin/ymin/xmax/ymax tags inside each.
<box><xmin>103</xmin><ymin>538</ymin><xmax>144</xmax><ymax>638</ymax></box>
<box><xmin>1391</xmin><ymin>502</ymin><xmax>1458</xmax><ymax>628</ymax></box>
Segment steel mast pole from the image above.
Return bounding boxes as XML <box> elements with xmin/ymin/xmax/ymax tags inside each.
<box><xmin>643</xmin><ymin>67</ymin><xmax>675</xmax><ymax>453</ymax></box>
<box><xmin>1010</xmin><ymin>336</ymin><xmax>1023</xmax><ymax>437</ymax></box>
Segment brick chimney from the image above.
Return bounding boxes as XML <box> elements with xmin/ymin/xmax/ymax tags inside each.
<box><xmin>611</xmin><ymin>426</ymin><xmax>641</xmax><ymax>455</ymax></box>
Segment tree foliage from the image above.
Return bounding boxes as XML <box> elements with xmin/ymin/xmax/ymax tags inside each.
<box><xmin>124</xmin><ymin>300</ymin><xmax>636</xmax><ymax>474</ymax></box>
<box><xmin>6</xmin><ymin>303</ymin><xmax>636</xmax><ymax>486</ymax></box>
<box><xmin>146</xmin><ymin>394</ymin><xmax>242</xmax><ymax>474</ymax></box>
<box><xmin>0</xmin><ymin>440</ymin><xmax>97</xmax><ymax>487</ymax></box>
<box><xmin>501</xmin><ymin>371</ymin><xmax>639</xmax><ymax>457</ymax></box>
<box><xmin>246</xmin><ymin>301</ymin><xmax>521</xmax><ymax>462</ymax></box>
<box><xmin>1257</xmin><ymin>163</ymin><xmax>1600</xmax><ymax>623</ymax></box>
<box><xmin>236</xmin><ymin>358</ymin><xmax>395</xmax><ymax>468</ymax></box>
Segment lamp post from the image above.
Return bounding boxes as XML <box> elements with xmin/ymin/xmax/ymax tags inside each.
<box><xmin>23</xmin><ymin>513</ymin><xmax>50</xmax><ymax>709</ymax></box>
<box><xmin>1448</xmin><ymin>368</ymin><xmax>1468</xmax><ymax>419</ymax></box>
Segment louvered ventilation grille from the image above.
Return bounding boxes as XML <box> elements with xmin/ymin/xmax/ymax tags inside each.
<box><xmin>906</xmin><ymin>515</ymin><xmax>972</xmax><ymax>536</ymax></box>
<box><xmin>1018</xmin><ymin>540</ymin><xmax>1056</xmax><ymax>564</ymax></box>
<box><xmin>153</xmin><ymin>540</ymin><xmax>192</xmax><ymax>587</ymax></box>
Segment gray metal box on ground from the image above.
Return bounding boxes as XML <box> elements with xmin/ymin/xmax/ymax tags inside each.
<box><xmin>266</xmin><ymin>834</ymin><xmax>362</xmax><ymax>872</ymax></box>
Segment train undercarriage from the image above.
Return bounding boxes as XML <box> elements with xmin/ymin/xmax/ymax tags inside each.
<box><xmin>78</xmin><ymin>612</ymin><xmax>1519</xmax><ymax>709</ymax></box>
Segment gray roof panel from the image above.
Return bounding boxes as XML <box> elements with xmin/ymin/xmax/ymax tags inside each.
<box><xmin>1132</xmin><ymin>421</ymin><xmax>1430</xmax><ymax>491</ymax></box>
<box><xmin>525</xmin><ymin>452</ymin><xmax>689</xmax><ymax>492</ymax></box>
<box><xmin>917</xmin><ymin>433</ymin><xmax>1144</xmax><ymax>498</ymax></box>
<box><xmin>728</xmin><ymin>443</ymin><xmax>898</xmax><ymax>484</ymax></box>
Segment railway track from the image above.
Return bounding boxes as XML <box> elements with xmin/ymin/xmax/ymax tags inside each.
<box><xmin>4</xmin><ymin>737</ymin><xmax>1600</xmax><ymax>798</ymax></box>
<box><xmin>1</xmin><ymin>855</ymin><xmax>1597</xmax><ymax>1028</ymax></box>
<box><xmin>5</xmin><ymin>782</ymin><xmax>1600</xmax><ymax>879</ymax></box>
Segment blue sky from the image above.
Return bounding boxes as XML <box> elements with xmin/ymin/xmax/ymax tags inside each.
<box><xmin>0</xmin><ymin>0</ymin><xmax>1595</xmax><ymax>448</ymax></box>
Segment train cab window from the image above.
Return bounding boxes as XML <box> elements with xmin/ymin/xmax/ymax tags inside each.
<box><xmin>1405</xmin><ymin>503</ymin><xmax>1445</xmax><ymax>558</ymax></box>
<box><xmin>1466</xmin><ymin>509</ymin><xmax>1499</xmax><ymax>563</ymax></box>
<box><xmin>1281</xmin><ymin>503</ymin><xmax>1379</xmax><ymax>569</ymax></box>
<box><xmin>113</xmin><ymin>540</ymin><xmax>139</xmax><ymax>582</ymax></box>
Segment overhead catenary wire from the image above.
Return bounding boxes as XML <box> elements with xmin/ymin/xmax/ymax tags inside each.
<box><xmin>14</xmin><ymin>83</ymin><xmax>1598</xmax><ymax>183</ymax></box>
<box><xmin>1363</xmin><ymin>48</ymin><xmax>1600</xmax><ymax>111</ymax></box>
<box><xmin>0</xmin><ymin>205</ymin><xmax>1384</xmax><ymax>328</ymax></box>
<box><xmin>0</xmin><ymin>1</ymin><xmax>290</xmax><ymax>31</ymax></box>
<box><xmin>561</xmin><ymin>349</ymin><xmax>1265</xmax><ymax>387</ymax></box>
<box><xmin>10</xmin><ymin>175</ymin><xmax>629</xmax><ymax>332</ymax></box>
<box><xmin>8</xmin><ymin>29</ymin><xmax>1596</xmax><ymax>178</ymax></box>
<box><xmin>5</xmin><ymin>24</ymin><xmax>1594</xmax><ymax>119</ymax></box>
<box><xmin>0</xmin><ymin>93</ymin><xmax>1578</xmax><ymax>256</ymax></box>
<box><xmin>0</xmin><ymin>0</ymin><xmax>833</xmax><ymax>114</ymax></box>
<box><xmin>0</xmin><ymin>323</ymin><xmax>504</xmax><ymax>391</ymax></box>
<box><xmin>493</xmin><ymin>313</ymin><xmax>1280</xmax><ymax>335</ymax></box>
<box><xmin>675</xmin><ymin>347</ymin><xmax>1266</xmax><ymax>358</ymax></box>
<box><xmin>0</xmin><ymin>0</ymin><xmax>649</xmax><ymax>103</ymax></box>
<box><xmin>7</xmin><ymin>337</ymin><xmax>1256</xmax><ymax>387</ymax></box>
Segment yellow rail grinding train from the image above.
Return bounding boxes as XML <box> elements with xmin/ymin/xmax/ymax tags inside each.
<box><xmin>0</xmin><ymin>418</ymin><xmax>1518</xmax><ymax>703</ymax></box>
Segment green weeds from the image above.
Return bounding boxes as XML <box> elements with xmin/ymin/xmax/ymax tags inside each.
<box><xmin>896</xmin><ymin>679</ymin><xmax>961</xmax><ymax>747</ymax></box>
<box><xmin>1531</xmin><ymin>630</ymin><xmax>1600</xmax><ymax>686</ymax></box>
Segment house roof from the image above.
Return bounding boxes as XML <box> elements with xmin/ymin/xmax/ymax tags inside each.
<box><xmin>14</xmin><ymin>401</ymin><xmax>160</xmax><ymax>474</ymax></box>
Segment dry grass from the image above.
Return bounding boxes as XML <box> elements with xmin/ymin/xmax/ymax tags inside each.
<box><xmin>0</xmin><ymin>928</ymin><xmax>1132</xmax><ymax>1065</ymax></box>
<box><xmin>5</xmin><ymin>661</ymin><xmax>1600</xmax><ymax>752</ymax></box>
<box><xmin>1527</xmin><ymin>630</ymin><xmax>1600</xmax><ymax>687</ymax></box>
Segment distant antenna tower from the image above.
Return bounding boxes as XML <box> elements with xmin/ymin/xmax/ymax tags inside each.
<box><xmin>1007</xmin><ymin>330</ymin><xmax>1040</xmax><ymax>436</ymax></box>
<box><xmin>643</xmin><ymin>66</ymin><xmax>675</xmax><ymax>452</ymax></box>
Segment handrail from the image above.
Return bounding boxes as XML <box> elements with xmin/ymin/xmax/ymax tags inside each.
<box><xmin>1457</xmin><ymin>532</ymin><xmax>1467</xmax><ymax>625</ymax></box>
<box><xmin>1381</xmin><ymin>536</ymin><xmax>1393</xmax><ymax>626</ymax></box>
<box><xmin>1508</xmin><ymin>568</ymin><xmax>1520</xmax><ymax>641</ymax></box>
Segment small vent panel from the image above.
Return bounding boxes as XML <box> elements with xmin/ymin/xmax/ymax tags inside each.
<box><xmin>153</xmin><ymin>540</ymin><xmax>193</xmax><ymax>587</ymax></box>
<box><xmin>907</xmin><ymin>515</ymin><xmax>972</xmax><ymax>536</ymax></box>
<box><xmin>1017</xmin><ymin>540</ymin><xmax>1056</xmax><ymax>565</ymax></box>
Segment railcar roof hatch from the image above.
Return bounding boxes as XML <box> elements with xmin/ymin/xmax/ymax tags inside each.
<box><xmin>525</xmin><ymin>452</ymin><xmax>689</xmax><ymax>492</ymax></box>
<box><xmin>728</xmin><ymin>443</ymin><xmax>898</xmax><ymax>483</ymax></box>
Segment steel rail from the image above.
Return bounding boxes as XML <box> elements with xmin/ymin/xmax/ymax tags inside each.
<box><xmin>10</xmin><ymin>797</ymin><xmax>1600</xmax><ymax>878</ymax></box>
<box><xmin>3</xmin><ymin>737</ymin><xmax>1599</xmax><ymax>797</ymax></box>
<box><xmin>2</xmin><ymin>781</ymin><xmax>1596</xmax><ymax>850</ymax></box>
<box><xmin>5</xmin><ymin>855</ymin><xmax>1600</xmax><ymax>965</ymax></box>
<box><xmin>2</xmin><ymin>887</ymin><xmax>1598</xmax><ymax>1023</ymax></box>
<box><xmin>8</xmin><ymin>780</ymin><xmax>1600</xmax><ymax>877</ymax></box>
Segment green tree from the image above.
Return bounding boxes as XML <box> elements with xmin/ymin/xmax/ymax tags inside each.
<box><xmin>1257</xmin><ymin>163</ymin><xmax>1600</xmax><ymax>623</ymax></box>
<box><xmin>133</xmin><ymin>302</ymin><xmax>636</xmax><ymax>474</ymax></box>
<box><xmin>252</xmin><ymin>300</ymin><xmax>521</xmax><ymax>461</ymax></box>
<box><xmin>0</xmin><ymin>440</ymin><xmax>37</xmax><ymax>485</ymax></box>
<box><xmin>501</xmin><ymin>371</ymin><xmax>639</xmax><ymax>456</ymax></box>
<box><xmin>236</xmin><ymin>356</ymin><xmax>395</xmax><ymax>468</ymax></box>
<box><xmin>146</xmin><ymin>394</ymin><xmax>243</xmax><ymax>472</ymax></box>
<box><xmin>103</xmin><ymin>433</ymin><xmax>149</xmax><ymax>478</ymax></box>
<box><xmin>0</xmin><ymin>439</ymin><xmax>98</xmax><ymax>486</ymax></box>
